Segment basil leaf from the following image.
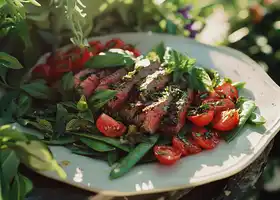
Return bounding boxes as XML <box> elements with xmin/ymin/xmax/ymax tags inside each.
<box><xmin>248</xmin><ymin>112</ymin><xmax>266</xmax><ymax>126</ymax></box>
<box><xmin>54</xmin><ymin>104</ymin><xmax>68</xmax><ymax>138</ymax></box>
<box><xmin>60</xmin><ymin>102</ymin><xmax>78</xmax><ymax>110</ymax></box>
<box><xmin>16</xmin><ymin>93</ymin><xmax>32</xmax><ymax>118</ymax></box>
<box><xmin>89</xmin><ymin>90</ymin><xmax>117</xmax><ymax>110</ymax></box>
<box><xmin>78</xmin><ymin>110</ymin><xmax>94</xmax><ymax>124</ymax></box>
<box><xmin>20</xmin><ymin>80</ymin><xmax>53</xmax><ymax>100</ymax></box>
<box><xmin>8</xmin><ymin>141</ymin><xmax>66</xmax><ymax>179</ymax></box>
<box><xmin>0</xmin><ymin>52</ymin><xmax>23</xmax><ymax>69</ymax></box>
<box><xmin>147</xmin><ymin>42</ymin><xmax>166</xmax><ymax>62</ymax></box>
<box><xmin>107</xmin><ymin>151</ymin><xmax>119</xmax><ymax>166</ymax></box>
<box><xmin>205</xmin><ymin>68</ymin><xmax>221</xmax><ymax>87</ymax></box>
<box><xmin>61</xmin><ymin>72</ymin><xmax>74</xmax><ymax>91</ymax></box>
<box><xmin>80</xmin><ymin>138</ymin><xmax>115</xmax><ymax>152</ymax></box>
<box><xmin>188</xmin><ymin>66</ymin><xmax>213</xmax><ymax>92</ymax></box>
<box><xmin>85</xmin><ymin>51</ymin><xmax>134</xmax><ymax>68</ymax></box>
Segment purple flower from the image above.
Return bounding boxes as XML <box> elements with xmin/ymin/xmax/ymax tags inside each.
<box><xmin>178</xmin><ymin>5</ymin><xmax>193</xmax><ymax>19</ymax></box>
<box><xmin>189</xmin><ymin>30</ymin><xmax>198</xmax><ymax>38</ymax></box>
<box><xmin>184</xmin><ymin>23</ymin><xmax>194</xmax><ymax>31</ymax></box>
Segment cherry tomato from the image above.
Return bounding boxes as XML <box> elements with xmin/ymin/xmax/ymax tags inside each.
<box><xmin>123</xmin><ymin>44</ymin><xmax>141</xmax><ymax>57</ymax></box>
<box><xmin>96</xmin><ymin>113</ymin><xmax>127</xmax><ymax>137</ymax></box>
<box><xmin>105</xmin><ymin>38</ymin><xmax>125</xmax><ymax>49</ymax></box>
<box><xmin>194</xmin><ymin>91</ymin><xmax>220</xmax><ymax>105</ymax></box>
<box><xmin>187</xmin><ymin>109</ymin><xmax>214</xmax><ymax>127</ymax></box>
<box><xmin>154</xmin><ymin>145</ymin><xmax>182</xmax><ymax>165</ymax></box>
<box><xmin>172</xmin><ymin>137</ymin><xmax>202</xmax><ymax>156</ymax></box>
<box><xmin>89</xmin><ymin>40</ymin><xmax>104</xmax><ymax>55</ymax></box>
<box><xmin>215</xmin><ymin>83</ymin><xmax>238</xmax><ymax>101</ymax></box>
<box><xmin>212</xmin><ymin>109</ymin><xmax>239</xmax><ymax>131</ymax></box>
<box><xmin>191</xmin><ymin>126</ymin><xmax>220</xmax><ymax>150</ymax></box>
<box><xmin>202</xmin><ymin>98</ymin><xmax>235</xmax><ymax>113</ymax></box>
<box><xmin>32</xmin><ymin>64</ymin><xmax>50</xmax><ymax>79</ymax></box>
<box><xmin>66</xmin><ymin>47</ymin><xmax>92</xmax><ymax>73</ymax></box>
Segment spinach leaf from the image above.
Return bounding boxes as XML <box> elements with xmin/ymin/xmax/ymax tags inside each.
<box><xmin>188</xmin><ymin>66</ymin><xmax>213</xmax><ymax>92</ymax></box>
<box><xmin>78</xmin><ymin>110</ymin><xmax>94</xmax><ymax>124</ymax></box>
<box><xmin>42</xmin><ymin>136</ymin><xmax>77</xmax><ymax>145</ymax></box>
<box><xmin>15</xmin><ymin>93</ymin><xmax>32</xmax><ymax>118</ymax></box>
<box><xmin>0</xmin><ymin>124</ymin><xmax>27</xmax><ymax>141</ymax></box>
<box><xmin>107</xmin><ymin>151</ymin><xmax>119</xmax><ymax>166</ymax></box>
<box><xmin>0</xmin><ymin>67</ymin><xmax>8</xmax><ymax>85</ymax></box>
<box><xmin>89</xmin><ymin>90</ymin><xmax>117</xmax><ymax>110</ymax></box>
<box><xmin>17</xmin><ymin>119</ymin><xmax>53</xmax><ymax>136</ymax></box>
<box><xmin>80</xmin><ymin>138</ymin><xmax>115</xmax><ymax>152</ymax></box>
<box><xmin>54</xmin><ymin>104</ymin><xmax>68</xmax><ymax>138</ymax></box>
<box><xmin>20</xmin><ymin>80</ymin><xmax>53</xmax><ymax>100</ymax></box>
<box><xmin>85</xmin><ymin>51</ymin><xmax>134</xmax><ymax>68</ymax></box>
<box><xmin>204</xmin><ymin>68</ymin><xmax>221</xmax><ymax>88</ymax></box>
<box><xmin>0</xmin><ymin>52</ymin><xmax>23</xmax><ymax>69</ymax></box>
<box><xmin>65</xmin><ymin>119</ymin><xmax>93</xmax><ymax>132</ymax></box>
<box><xmin>9</xmin><ymin>173</ymin><xmax>33</xmax><ymax>200</ymax></box>
<box><xmin>60</xmin><ymin>102</ymin><xmax>78</xmax><ymax>110</ymax></box>
<box><xmin>248</xmin><ymin>112</ymin><xmax>266</xmax><ymax>126</ymax></box>
<box><xmin>61</xmin><ymin>72</ymin><xmax>74</xmax><ymax>91</ymax></box>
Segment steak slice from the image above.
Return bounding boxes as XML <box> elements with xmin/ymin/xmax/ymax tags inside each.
<box><xmin>141</xmin><ymin>92</ymin><xmax>173</xmax><ymax>134</ymax></box>
<box><xmin>74</xmin><ymin>69</ymin><xmax>97</xmax><ymax>88</ymax></box>
<box><xmin>96</xmin><ymin>68</ymin><xmax>128</xmax><ymax>90</ymax></box>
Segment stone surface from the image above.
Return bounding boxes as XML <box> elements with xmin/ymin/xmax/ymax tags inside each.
<box><xmin>23</xmin><ymin>140</ymin><xmax>273</xmax><ymax>200</ymax></box>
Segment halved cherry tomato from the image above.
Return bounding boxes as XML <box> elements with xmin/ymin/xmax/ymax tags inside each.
<box><xmin>202</xmin><ymin>98</ymin><xmax>235</xmax><ymax>113</ymax></box>
<box><xmin>123</xmin><ymin>44</ymin><xmax>141</xmax><ymax>57</ymax></box>
<box><xmin>194</xmin><ymin>91</ymin><xmax>220</xmax><ymax>105</ymax></box>
<box><xmin>96</xmin><ymin>113</ymin><xmax>127</xmax><ymax>137</ymax></box>
<box><xmin>172</xmin><ymin>137</ymin><xmax>202</xmax><ymax>156</ymax></box>
<box><xmin>154</xmin><ymin>145</ymin><xmax>182</xmax><ymax>165</ymax></box>
<box><xmin>191</xmin><ymin>126</ymin><xmax>220</xmax><ymax>150</ymax></box>
<box><xmin>66</xmin><ymin>47</ymin><xmax>92</xmax><ymax>73</ymax></box>
<box><xmin>89</xmin><ymin>40</ymin><xmax>104</xmax><ymax>55</ymax></box>
<box><xmin>212</xmin><ymin>109</ymin><xmax>239</xmax><ymax>131</ymax></box>
<box><xmin>32</xmin><ymin>64</ymin><xmax>50</xmax><ymax>79</ymax></box>
<box><xmin>105</xmin><ymin>38</ymin><xmax>125</xmax><ymax>49</ymax></box>
<box><xmin>215</xmin><ymin>83</ymin><xmax>238</xmax><ymax>101</ymax></box>
<box><xmin>187</xmin><ymin>105</ymin><xmax>214</xmax><ymax>127</ymax></box>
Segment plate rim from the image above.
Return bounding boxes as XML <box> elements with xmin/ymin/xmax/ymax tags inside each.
<box><xmin>32</xmin><ymin>32</ymin><xmax>280</xmax><ymax>197</ymax></box>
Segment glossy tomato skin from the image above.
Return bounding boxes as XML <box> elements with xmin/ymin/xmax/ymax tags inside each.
<box><xmin>32</xmin><ymin>64</ymin><xmax>51</xmax><ymax>80</ymax></box>
<box><xmin>191</xmin><ymin>126</ymin><xmax>220</xmax><ymax>150</ymax></box>
<box><xmin>202</xmin><ymin>98</ymin><xmax>235</xmax><ymax>113</ymax></box>
<box><xmin>66</xmin><ymin>47</ymin><xmax>92</xmax><ymax>73</ymax></box>
<box><xmin>154</xmin><ymin>145</ymin><xmax>182</xmax><ymax>165</ymax></box>
<box><xmin>212</xmin><ymin>109</ymin><xmax>239</xmax><ymax>131</ymax></box>
<box><xmin>187</xmin><ymin>109</ymin><xmax>214</xmax><ymax>127</ymax></box>
<box><xmin>194</xmin><ymin>91</ymin><xmax>220</xmax><ymax>105</ymax></box>
<box><xmin>105</xmin><ymin>38</ymin><xmax>125</xmax><ymax>49</ymax></box>
<box><xmin>215</xmin><ymin>83</ymin><xmax>238</xmax><ymax>101</ymax></box>
<box><xmin>172</xmin><ymin>137</ymin><xmax>202</xmax><ymax>156</ymax></box>
<box><xmin>89</xmin><ymin>40</ymin><xmax>104</xmax><ymax>55</ymax></box>
<box><xmin>123</xmin><ymin>44</ymin><xmax>141</xmax><ymax>57</ymax></box>
<box><xmin>96</xmin><ymin>113</ymin><xmax>127</xmax><ymax>137</ymax></box>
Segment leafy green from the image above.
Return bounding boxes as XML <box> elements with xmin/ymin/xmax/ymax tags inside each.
<box><xmin>15</xmin><ymin>94</ymin><xmax>32</xmax><ymax>118</ymax></box>
<box><xmin>80</xmin><ymin>138</ymin><xmax>115</xmax><ymax>152</ymax></box>
<box><xmin>85</xmin><ymin>50</ymin><xmax>134</xmax><ymax>68</ymax></box>
<box><xmin>232</xmin><ymin>82</ymin><xmax>246</xmax><ymax>90</ymax></box>
<box><xmin>107</xmin><ymin>151</ymin><xmax>119</xmax><ymax>166</ymax></box>
<box><xmin>0</xmin><ymin>124</ymin><xmax>27</xmax><ymax>141</ymax></box>
<box><xmin>0</xmin><ymin>52</ymin><xmax>23</xmax><ymax>69</ymax></box>
<box><xmin>147</xmin><ymin>42</ymin><xmax>166</xmax><ymax>62</ymax></box>
<box><xmin>78</xmin><ymin>110</ymin><xmax>94</xmax><ymax>124</ymax></box>
<box><xmin>204</xmin><ymin>68</ymin><xmax>221</xmax><ymax>87</ymax></box>
<box><xmin>17</xmin><ymin>119</ymin><xmax>53</xmax><ymax>135</ymax></box>
<box><xmin>9</xmin><ymin>173</ymin><xmax>33</xmax><ymax>200</ymax></box>
<box><xmin>54</xmin><ymin>104</ymin><xmax>68</xmax><ymax>138</ymax></box>
<box><xmin>248</xmin><ymin>112</ymin><xmax>266</xmax><ymax>126</ymax></box>
<box><xmin>188</xmin><ymin>66</ymin><xmax>214</xmax><ymax>92</ymax></box>
<box><xmin>88</xmin><ymin>90</ymin><xmax>117</xmax><ymax>110</ymax></box>
<box><xmin>61</xmin><ymin>72</ymin><xmax>74</xmax><ymax>91</ymax></box>
<box><xmin>42</xmin><ymin>136</ymin><xmax>77</xmax><ymax>145</ymax></box>
<box><xmin>20</xmin><ymin>80</ymin><xmax>53</xmax><ymax>100</ymax></box>
<box><xmin>65</xmin><ymin>119</ymin><xmax>92</xmax><ymax>132</ymax></box>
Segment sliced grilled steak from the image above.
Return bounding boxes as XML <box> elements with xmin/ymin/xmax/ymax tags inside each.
<box><xmin>119</xmin><ymin>101</ymin><xmax>145</xmax><ymax>123</ymax></box>
<box><xmin>74</xmin><ymin>69</ymin><xmax>97</xmax><ymax>88</ymax></box>
<box><xmin>96</xmin><ymin>68</ymin><xmax>128</xmax><ymax>90</ymax></box>
<box><xmin>79</xmin><ymin>74</ymin><xmax>100</xmax><ymax>97</ymax></box>
<box><xmin>141</xmin><ymin>92</ymin><xmax>173</xmax><ymax>134</ymax></box>
<box><xmin>138</xmin><ymin>70</ymin><xmax>170</xmax><ymax>97</ymax></box>
<box><xmin>159</xmin><ymin>88</ymin><xmax>194</xmax><ymax>135</ymax></box>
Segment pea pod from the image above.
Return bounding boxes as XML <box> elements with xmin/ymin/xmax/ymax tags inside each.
<box><xmin>69</xmin><ymin>132</ymin><xmax>131</xmax><ymax>152</ymax></box>
<box><xmin>232</xmin><ymin>82</ymin><xmax>246</xmax><ymax>90</ymax></box>
<box><xmin>248</xmin><ymin>112</ymin><xmax>266</xmax><ymax>126</ymax></box>
<box><xmin>43</xmin><ymin>136</ymin><xmax>78</xmax><ymax>145</ymax></box>
<box><xmin>80</xmin><ymin>138</ymin><xmax>115</xmax><ymax>152</ymax></box>
<box><xmin>110</xmin><ymin>134</ymin><xmax>159</xmax><ymax>179</ymax></box>
<box><xmin>107</xmin><ymin>151</ymin><xmax>119</xmax><ymax>166</ymax></box>
<box><xmin>224</xmin><ymin>100</ymin><xmax>256</xmax><ymax>142</ymax></box>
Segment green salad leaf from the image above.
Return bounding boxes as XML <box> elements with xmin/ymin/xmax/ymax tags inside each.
<box><xmin>188</xmin><ymin>66</ymin><xmax>213</xmax><ymax>92</ymax></box>
<box><xmin>61</xmin><ymin>72</ymin><xmax>74</xmax><ymax>91</ymax></box>
<box><xmin>0</xmin><ymin>52</ymin><xmax>23</xmax><ymax>69</ymax></box>
<box><xmin>89</xmin><ymin>89</ymin><xmax>117</xmax><ymax>110</ymax></box>
<box><xmin>20</xmin><ymin>80</ymin><xmax>53</xmax><ymax>100</ymax></box>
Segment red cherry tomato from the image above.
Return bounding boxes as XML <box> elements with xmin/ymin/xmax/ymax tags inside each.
<box><xmin>194</xmin><ymin>91</ymin><xmax>220</xmax><ymax>105</ymax></box>
<box><xmin>187</xmin><ymin>104</ymin><xmax>214</xmax><ymax>127</ymax></box>
<box><xmin>66</xmin><ymin>47</ymin><xmax>92</xmax><ymax>73</ymax></box>
<box><xmin>202</xmin><ymin>98</ymin><xmax>235</xmax><ymax>113</ymax></box>
<box><xmin>123</xmin><ymin>44</ymin><xmax>141</xmax><ymax>57</ymax></box>
<box><xmin>105</xmin><ymin>38</ymin><xmax>125</xmax><ymax>49</ymax></box>
<box><xmin>32</xmin><ymin>64</ymin><xmax>50</xmax><ymax>79</ymax></box>
<box><xmin>191</xmin><ymin>126</ymin><xmax>220</xmax><ymax>150</ymax></box>
<box><xmin>215</xmin><ymin>83</ymin><xmax>238</xmax><ymax>101</ymax></box>
<box><xmin>154</xmin><ymin>145</ymin><xmax>182</xmax><ymax>165</ymax></box>
<box><xmin>96</xmin><ymin>113</ymin><xmax>127</xmax><ymax>137</ymax></box>
<box><xmin>212</xmin><ymin>109</ymin><xmax>239</xmax><ymax>131</ymax></box>
<box><xmin>89</xmin><ymin>40</ymin><xmax>104</xmax><ymax>55</ymax></box>
<box><xmin>172</xmin><ymin>137</ymin><xmax>202</xmax><ymax>156</ymax></box>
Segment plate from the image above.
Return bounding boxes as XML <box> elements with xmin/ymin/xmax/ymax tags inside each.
<box><xmin>29</xmin><ymin>32</ymin><xmax>280</xmax><ymax>196</ymax></box>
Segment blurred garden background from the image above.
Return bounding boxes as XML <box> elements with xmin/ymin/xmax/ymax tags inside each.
<box><xmin>1</xmin><ymin>0</ymin><xmax>280</xmax><ymax>199</ymax></box>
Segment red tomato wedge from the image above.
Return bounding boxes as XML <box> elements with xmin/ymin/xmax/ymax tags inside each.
<box><xmin>212</xmin><ymin>109</ymin><xmax>239</xmax><ymax>131</ymax></box>
<box><xmin>202</xmin><ymin>98</ymin><xmax>235</xmax><ymax>113</ymax></box>
<box><xmin>89</xmin><ymin>40</ymin><xmax>104</xmax><ymax>55</ymax></box>
<box><xmin>194</xmin><ymin>91</ymin><xmax>221</xmax><ymax>105</ymax></box>
<box><xmin>154</xmin><ymin>145</ymin><xmax>182</xmax><ymax>165</ymax></box>
<box><xmin>32</xmin><ymin>64</ymin><xmax>51</xmax><ymax>80</ymax></box>
<box><xmin>187</xmin><ymin>109</ymin><xmax>214</xmax><ymax>127</ymax></box>
<box><xmin>96</xmin><ymin>113</ymin><xmax>127</xmax><ymax>137</ymax></box>
<box><xmin>172</xmin><ymin>137</ymin><xmax>202</xmax><ymax>156</ymax></box>
<box><xmin>105</xmin><ymin>38</ymin><xmax>125</xmax><ymax>49</ymax></box>
<box><xmin>215</xmin><ymin>83</ymin><xmax>238</xmax><ymax>101</ymax></box>
<box><xmin>66</xmin><ymin>47</ymin><xmax>92</xmax><ymax>73</ymax></box>
<box><xmin>191</xmin><ymin>126</ymin><xmax>220</xmax><ymax>150</ymax></box>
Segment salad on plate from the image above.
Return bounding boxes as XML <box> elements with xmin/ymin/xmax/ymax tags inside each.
<box><xmin>12</xmin><ymin>38</ymin><xmax>266</xmax><ymax>179</ymax></box>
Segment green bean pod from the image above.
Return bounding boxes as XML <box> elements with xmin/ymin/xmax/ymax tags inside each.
<box><xmin>248</xmin><ymin>112</ymin><xmax>266</xmax><ymax>126</ymax></box>
<box><xmin>224</xmin><ymin>100</ymin><xmax>256</xmax><ymax>142</ymax></box>
<box><xmin>110</xmin><ymin>134</ymin><xmax>159</xmax><ymax>180</ymax></box>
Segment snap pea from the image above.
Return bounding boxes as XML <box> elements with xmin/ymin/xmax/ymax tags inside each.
<box><xmin>42</xmin><ymin>136</ymin><xmax>78</xmax><ymax>145</ymax></box>
<box><xmin>232</xmin><ymin>82</ymin><xmax>246</xmax><ymax>90</ymax></box>
<box><xmin>68</xmin><ymin>132</ymin><xmax>131</xmax><ymax>152</ymax></box>
<box><xmin>80</xmin><ymin>138</ymin><xmax>116</xmax><ymax>152</ymax></box>
<box><xmin>110</xmin><ymin>134</ymin><xmax>159</xmax><ymax>180</ymax></box>
<box><xmin>248</xmin><ymin>112</ymin><xmax>266</xmax><ymax>126</ymax></box>
<box><xmin>107</xmin><ymin>151</ymin><xmax>119</xmax><ymax>166</ymax></box>
<box><xmin>224</xmin><ymin>100</ymin><xmax>256</xmax><ymax>142</ymax></box>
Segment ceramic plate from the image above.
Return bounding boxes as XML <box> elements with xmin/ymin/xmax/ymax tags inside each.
<box><xmin>29</xmin><ymin>32</ymin><xmax>280</xmax><ymax>196</ymax></box>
